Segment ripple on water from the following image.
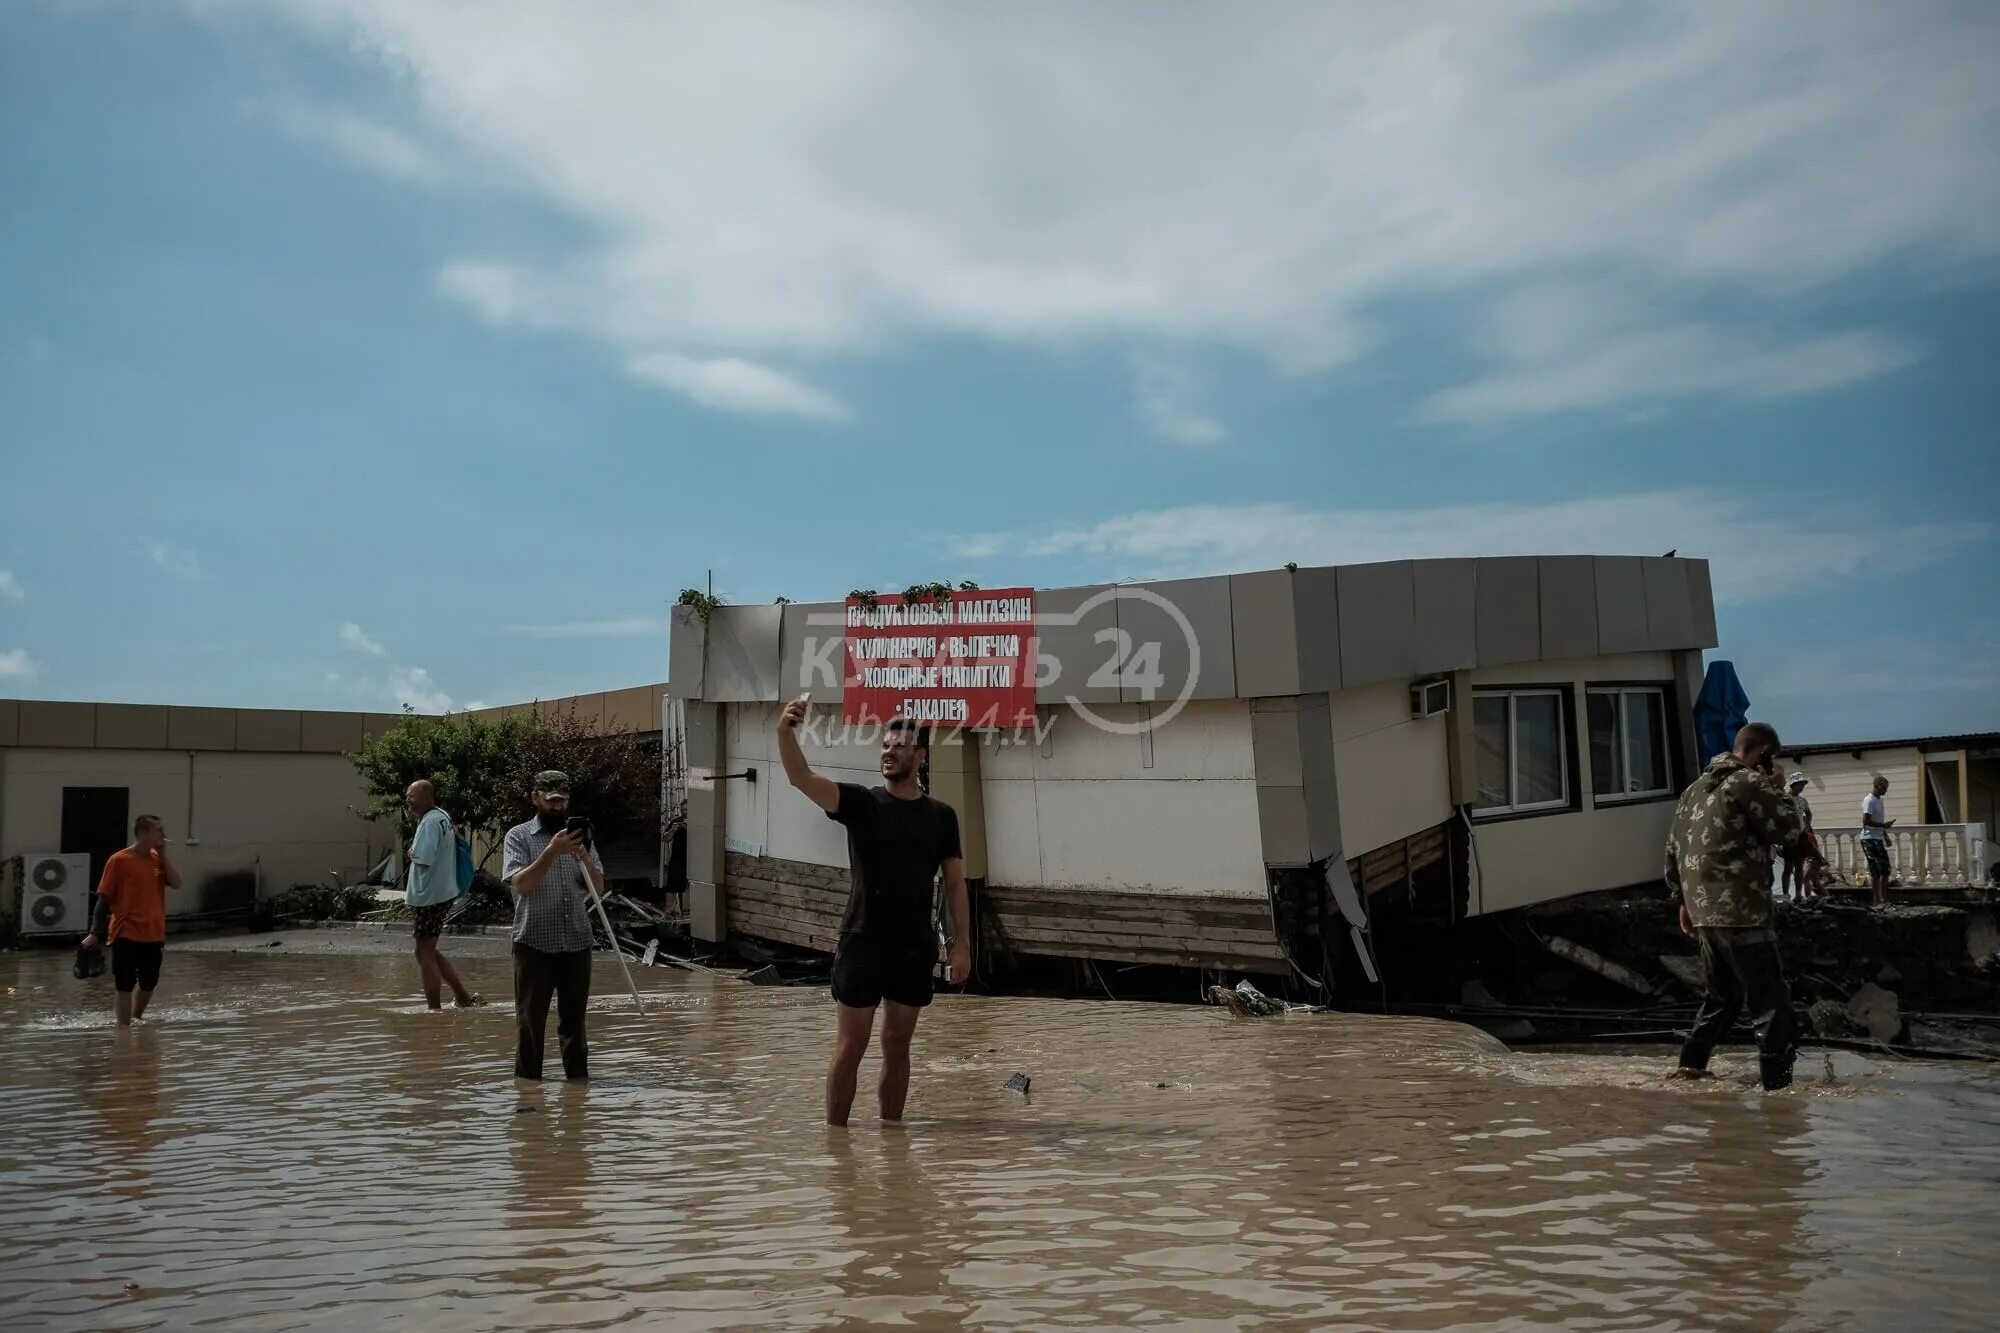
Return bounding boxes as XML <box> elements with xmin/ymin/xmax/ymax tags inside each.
<box><xmin>2</xmin><ymin>943</ymin><xmax>1997</xmax><ymax>1331</ymax></box>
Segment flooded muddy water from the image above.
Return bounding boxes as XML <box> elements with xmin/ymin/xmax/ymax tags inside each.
<box><xmin>3</xmin><ymin>937</ymin><xmax>1997</xmax><ymax>1331</ymax></box>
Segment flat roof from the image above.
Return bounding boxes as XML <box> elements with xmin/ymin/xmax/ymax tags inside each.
<box><xmin>1782</xmin><ymin>731</ymin><xmax>2000</xmax><ymax>758</ymax></box>
<box><xmin>675</xmin><ymin>554</ymin><xmax>1719</xmax><ymax>706</ymax></box>
<box><xmin>0</xmin><ymin>681</ymin><xmax>670</xmax><ymax>752</ymax></box>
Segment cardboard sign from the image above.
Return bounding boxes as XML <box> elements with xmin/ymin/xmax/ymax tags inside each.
<box><xmin>843</xmin><ymin>588</ymin><xmax>1036</xmax><ymax>729</ymax></box>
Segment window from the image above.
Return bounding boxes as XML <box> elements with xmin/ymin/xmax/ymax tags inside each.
<box><xmin>1588</xmin><ymin>687</ymin><xmax>1671</xmax><ymax>802</ymax></box>
<box><xmin>1473</xmin><ymin>690</ymin><xmax>1569</xmax><ymax>816</ymax></box>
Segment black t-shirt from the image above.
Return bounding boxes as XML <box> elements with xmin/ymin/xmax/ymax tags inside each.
<box><xmin>828</xmin><ymin>783</ymin><xmax>961</xmax><ymax>946</ymax></box>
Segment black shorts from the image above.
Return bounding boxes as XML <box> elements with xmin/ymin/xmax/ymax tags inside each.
<box><xmin>831</xmin><ymin>936</ymin><xmax>937</xmax><ymax>1010</ymax></box>
<box><xmin>1863</xmin><ymin>839</ymin><xmax>1891</xmax><ymax>878</ymax></box>
<box><xmin>112</xmin><ymin>939</ymin><xmax>164</xmax><ymax>993</ymax></box>
<box><xmin>411</xmin><ymin>902</ymin><xmax>452</xmax><ymax>939</ymax></box>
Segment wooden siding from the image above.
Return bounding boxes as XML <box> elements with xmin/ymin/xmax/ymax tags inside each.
<box><xmin>724</xmin><ymin>851</ymin><xmax>1285</xmax><ymax>972</ymax></box>
<box><xmin>1350</xmin><ymin>823</ymin><xmax>1448</xmax><ymax>898</ymax></box>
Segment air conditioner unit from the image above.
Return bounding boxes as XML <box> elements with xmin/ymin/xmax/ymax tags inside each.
<box><xmin>21</xmin><ymin>853</ymin><xmax>94</xmax><ymax>937</ymax></box>
<box><xmin>1410</xmin><ymin>678</ymin><xmax>1451</xmax><ymax>719</ymax></box>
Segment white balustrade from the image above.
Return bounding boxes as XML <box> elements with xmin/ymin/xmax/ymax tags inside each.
<box><xmin>1813</xmin><ymin>823</ymin><xmax>1988</xmax><ymax>888</ymax></box>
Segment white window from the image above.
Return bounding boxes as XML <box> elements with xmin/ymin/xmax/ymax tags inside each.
<box><xmin>1473</xmin><ymin>690</ymin><xmax>1569</xmax><ymax>816</ymax></box>
<box><xmin>1587</xmin><ymin>687</ymin><xmax>1671</xmax><ymax>802</ymax></box>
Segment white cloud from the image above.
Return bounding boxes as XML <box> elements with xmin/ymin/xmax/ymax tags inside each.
<box><xmin>0</xmin><ymin>570</ymin><xmax>22</xmax><ymax>603</ymax></box>
<box><xmin>338</xmin><ymin>621</ymin><xmax>387</xmax><ymax>656</ymax></box>
<box><xmin>1741</xmin><ymin>628</ymin><xmax>2000</xmax><ymax>743</ymax></box>
<box><xmin>461</xmin><ymin>700</ymin><xmax>489</xmax><ymax>712</ymax></box>
<box><xmin>146</xmin><ymin>541</ymin><xmax>201</xmax><ymax>579</ymax></box>
<box><xmin>437</xmin><ymin>262</ymin><xmax>523</xmax><ymax>326</ymax></box>
<box><xmin>1757</xmin><ymin>644</ymin><xmax>2000</xmax><ymax>705</ymax></box>
<box><xmin>387</xmin><ymin>666</ymin><xmax>453</xmax><ymax>714</ymax></box>
<box><xmin>247</xmin><ymin>2</ymin><xmax>1999</xmax><ymax>422</ymax></box>
<box><xmin>1414</xmin><ymin>285</ymin><xmax>1919</xmax><ymax>424</ymax></box>
<box><xmin>506</xmin><ymin>614</ymin><xmax>665</xmax><ymax>638</ymax></box>
<box><xmin>276</xmin><ymin>103</ymin><xmax>438</xmax><ymax>182</ymax></box>
<box><xmin>953</xmin><ymin>490</ymin><xmax>1991</xmax><ymax>605</ymax></box>
<box><xmin>626</xmin><ymin>353</ymin><xmax>847</xmax><ymax>422</ymax></box>
<box><xmin>1133</xmin><ymin>357</ymin><xmax>1226</xmax><ymax>446</ymax></box>
<box><xmin>0</xmin><ymin>648</ymin><xmax>38</xmax><ymax>683</ymax></box>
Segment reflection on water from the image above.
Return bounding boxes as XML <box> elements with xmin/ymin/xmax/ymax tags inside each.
<box><xmin>2</xmin><ymin>945</ymin><xmax>1996</xmax><ymax>1330</ymax></box>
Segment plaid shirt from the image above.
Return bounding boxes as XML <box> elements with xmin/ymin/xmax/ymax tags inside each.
<box><xmin>501</xmin><ymin>818</ymin><xmax>603</xmax><ymax>953</ymax></box>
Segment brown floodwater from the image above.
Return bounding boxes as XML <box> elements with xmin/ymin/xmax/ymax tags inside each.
<box><xmin>2</xmin><ymin>938</ymin><xmax>1997</xmax><ymax>1332</ymax></box>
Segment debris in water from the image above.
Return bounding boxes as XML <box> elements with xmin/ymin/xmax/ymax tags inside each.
<box><xmin>1658</xmin><ymin>954</ymin><xmax>1706</xmax><ymax>991</ymax></box>
<box><xmin>1004</xmin><ymin>1073</ymin><xmax>1031</xmax><ymax>1095</ymax></box>
<box><xmin>1209</xmin><ymin>979</ymin><xmax>1290</xmax><ymax>1017</ymax></box>
<box><xmin>1845</xmin><ymin>982</ymin><xmax>1905</xmax><ymax>1044</ymax></box>
<box><xmin>1542</xmin><ymin>934</ymin><xmax>1653</xmax><ymax>995</ymax></box>
<box><xmin>1809</xmin><ymin>999</ymin><xmax>1867</xmax><ymax>1040</ymax></box>
<box><xmin>741</xmin><ymin>964</ymin><xmax>783</xmax><ymax>986</ymax></box>
<box><xmin>641</xmin><ymin>939</ymin><xmax>660</xmax><ymax>967</ymax></box>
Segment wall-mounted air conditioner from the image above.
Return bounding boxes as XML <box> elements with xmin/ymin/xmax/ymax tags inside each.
<box><xmin>21</xmin><ymin>853</ymin><xmax>94</xmax><ymax>937</ymax></box>
<box><xmin>1410</xmin><ymin>678</ymin><xmax>1451</xmax><ymax>720</ymax></box>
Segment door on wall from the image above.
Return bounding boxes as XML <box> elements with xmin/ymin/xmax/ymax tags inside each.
<box><xmin>61</xmin><ymin>787</ymin><xmax>130</xmax><ymax>889</ymax></box>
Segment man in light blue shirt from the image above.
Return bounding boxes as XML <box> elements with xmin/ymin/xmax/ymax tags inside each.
<box><xmin>406</xmin><ymin>780</ymin><xmax>478</xmax><ymax>1010</ymax></box>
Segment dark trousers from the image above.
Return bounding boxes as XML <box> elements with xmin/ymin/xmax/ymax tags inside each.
<box><xmin>1679</xmin><ymin>927</ymin><xmax>1798</xmax><ymax>1089</ymax></box>
<box><xmin>513</xmin><ymin>944</ymin><xmax>592</xmax><ymax>1080</ymax></box>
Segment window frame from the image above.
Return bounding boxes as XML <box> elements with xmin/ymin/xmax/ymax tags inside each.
<box><xmin>1470</xmin><ymin>686</ymin><xmax>1575</xmax><ymax>821</ymax></box>
<box><xmin>1585</xmin><ymin>682</ymin><xmax>1680</xmax><ymax>807</ymax></box>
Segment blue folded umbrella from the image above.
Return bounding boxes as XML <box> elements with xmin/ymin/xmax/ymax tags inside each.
<box><xmin>1693</xmin><ymin>659</ymin><xmax>1750</xmax><ymax>763</ymax></box>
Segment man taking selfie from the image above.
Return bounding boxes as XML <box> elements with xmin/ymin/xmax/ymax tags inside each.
<box><xmin>501</xmin><ymin>770</ymin><xmax>605</xmax><ymax>1081</ymax></box>
<box><xmin>777</xmin><ymin>696</ymin><xmax>971</xmax><ymax>1126</ymax></box>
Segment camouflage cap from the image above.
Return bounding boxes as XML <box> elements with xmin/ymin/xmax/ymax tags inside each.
<box><xmin>532</xmin><ymin>769</ymin><xmax>572</xmax><ymax>795</ymax></box>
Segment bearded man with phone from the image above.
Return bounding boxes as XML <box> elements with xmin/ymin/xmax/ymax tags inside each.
<box><xmin>1664</xmin><ymin>722</ymin><xmax>1808</xmax><ymax>1090</ymax></box>
<box><xmin>501</xmin><ymin>770</ymin><xmax>607</xmax><ymax>1081</ymax></box>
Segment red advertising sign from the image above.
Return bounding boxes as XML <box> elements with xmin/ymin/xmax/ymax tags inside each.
<box><xmin>843</xmin><ymin>588</ymin><xmax>1037</xmax><ymax>729</ymax></box>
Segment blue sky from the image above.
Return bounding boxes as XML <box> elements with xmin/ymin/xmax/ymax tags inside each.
<box><xmin>1</xmin><ymin>1</ymin><xmax>1994</xmax><ymax>743</ymax></box>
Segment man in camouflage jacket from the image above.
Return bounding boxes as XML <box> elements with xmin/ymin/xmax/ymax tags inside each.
<box><xmin>1664</xmin><ymin>721</ymin><xmax>1806</xmax><ymax>1090</ymax></box>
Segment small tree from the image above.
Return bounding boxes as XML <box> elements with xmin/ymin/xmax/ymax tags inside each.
<box><xmin>349</xmin><ymin>712</ymin><xmax>537</xmax><ymax>865</ymax></box>
<box><xmin>349</xmin><ymin>708</ymin><xmax>662</xmax><ymax>869</ymax></box>
<box><xmin>508</xmin><ymin>707</ymin><xmax>663</xmax><ymax>848</ymax></box>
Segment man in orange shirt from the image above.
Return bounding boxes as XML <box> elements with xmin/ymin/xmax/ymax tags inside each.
<box><xmin>79</xmin><ymin>815</ymin><xmax>182</xmax><ymax>1026</ymax></box>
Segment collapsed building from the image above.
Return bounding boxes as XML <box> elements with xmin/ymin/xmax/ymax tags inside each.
<box><xmin>670</xmin><ymin>556</ymin><xmax>1719</xmax><ymax>1000</ymax></box>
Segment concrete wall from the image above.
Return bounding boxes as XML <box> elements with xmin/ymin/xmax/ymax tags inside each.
<box><xmin>1473</xmin><ymin>800</ymin><xmax>1678</xmax><ymax>914</ymax></box>
<box><xmin>0</xmin><ymin>747</ymin><xmax>388</xmax><ymax>915</ymax></box>
<box><xmin>981</xmin><ymin>701</ymin><xmax>1265</xmax><ymax>898</ymax></box>
<box><xmin>713</xmin><ymin>698</ymin><xmax>1266</xmax><ymax>898</ymax></box>
<box><xmin>1329</xmin><ymin>680</ymin><xmax>1453</xmax><ymax>859</ymax></box>
<box><xmin>469</xmin><ymin>683</ymin><xmax>665</xmax><ymax>733</ymax></box>
<box><xmin>1</xmin><ymin>698</ymin><xmax>407</xmax><ymax>751</ymax></box>
<box><xmin>716</xmin><ymin>700</ymin><xmax>876</xmax><ymax>868</ymax></box>
<box><xmin>711</xmin><ymin>653</ymin><xmax>1694</xmax><ymax>913</ymax></box>
<box><xmin>1789</xmin><ymin>749</ymin><xmax>1924</xmax><ymax>829</ymax></box>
